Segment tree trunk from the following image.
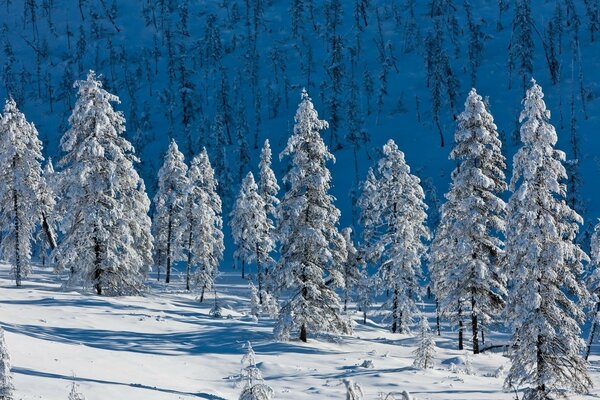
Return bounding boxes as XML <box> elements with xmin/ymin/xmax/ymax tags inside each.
<box><xmin>300</xmin><ymin>324</ymin><xmax>307</xmax><ymax>342</ymax></box>
<box><xmin>536</xmin><ymin>334</ymin><xmax>546</xmax><ymax>397</ymax></box>
<box><xmin>200</xmin><ymin>285</ymin><xmax>206</xmax><ymax>302</ymax></box>
<box><xmin>93</xmin><ymin>236</ymin><xmax>102</xmax><ymax>295</ymax></box>
<box><xmin>241</xmin><ymin>258</ymin><xmax>245</xmax><ymax>279</ymax></box>
<box><xmin>41</xmin><ymin>211</ymin><xmax>56</xmax><ymax>250</ymax></box>
<box><xmin>166</xmin><ymin>206</ymin><xmax>173</xmax><ymax>284</ymax></box>
<box><xmin>392</xmin><ymin>287</ymin><xmax>399</xmax><ymax>333</ymax></box>
<box><xmin>363</xmin><ymin>311</ymin><xmax>367</xmax><ymax>325</ymax></box>
<box><xmin>585</xmin><ymin>301</ymin><xmax>600</xmax><ymax>360</ymax></box>
<box><xmin>186</xmin><ymin>221</ymin><xmax>193</xmax><ymax>291</ymax></box>
<box><xmin>13</xmin><ymin>189</ymin><xmax>21</xmax><ymax>287</ymax></box>
<box><xmin>471</xmin><ymin>295</ymin><xmax>479</xmax><ymax>354</ymax></box>
<box><xmin>458</xmin><ymin>301</ymin><xmax>464</xmax><ymax>350</ymax></box>
<box><xmin>436</xmin><ymin>298</ymin><xmax>441</xmax><ymax>336</ymax></box>
<box><xmin>481</xmin><ymin>327</ymin><xmax>485</xmax><ymax>345</ymax></box>
<box><xmin>256</xmin><ymin>244</ymin><xmax>263</xmax><ymax>304</ymax></box>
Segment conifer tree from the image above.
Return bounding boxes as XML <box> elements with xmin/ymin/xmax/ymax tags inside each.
<box><xmin>56</xmin><ymin>71</ymin><xmax>153</xmax><ymax>295</ymax></box>
<box><xmin>152</xmin><ymin>140</ymin><xmax>188</xmax><ymax>284</ymax></box>
<box><xmin>231</xmin><ymin>172</ymin><xmax>274</xmax><ymax>300</ymax></box>
<box><xmin>360</xmin><ymin>140</ymin><xmax>430</xmax><ymax>333</ymax></box>
<box><xmin>238</xmin><ymin>342</ymin><xmax>274</xmax><ymax>400</ymax></box>
<box><xmin>341</xmin><ymin>227</ymin><xmax>364</xmax><ymax>312</ymax></box>
<box><xmin>273</xmin><ymin>90</ymin><xmax>349</xmax><ymax>342</ymax></box>
<box><xmin>258</xmin><ymin>139</ymin><xmax>280</xmax><ymax>220</ymax></box>
<box><xmin>185</xmin><ymin>149</ymin><xmax>224</xmax><ymax>301</ymax></box>
<box><xmin>0</xmin><ymin>328</ymin><xmax>14</xmax><ymax>400</ymax></box>
<box><xmin>68</xmin><ymin>381</ymin><xmax>85</xmax><ymax>400</ymax></box>
<box><xmin>504</xmin><ymin>80</ymin><xmax>591</xmax><ymax>399</ymax></box>
<box><xmin>413</xmin><ymin>315</ymin><xmax>436</xmax><ymax>369</ymax></box>
<box><xmin>429</xmin><ymin>89</ymin><xmax>507</xmax><ymax>354</ymax></box>
<box><xmin>0</xmin><ymin>98</ymin><xmax>46</xmax><ymax>286</ymax></box>
<box><xmin>586</xmin><ymin>220</ymin><xmax>600</xmax><ymax>360</ymax></box>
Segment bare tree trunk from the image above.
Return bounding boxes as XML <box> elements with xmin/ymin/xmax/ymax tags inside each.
<box><xmin>166</xmin><ymin>206</ymin><xmax>173</xmax><ymax>283</ymax></box>
<box><xmin>471</xmin><ymin>295</ymin><xmax>479</xmax><ymax>354</ymax></box>
<box><xmin>13</xmin><ymin>189</ymin><xmax>21</xmax><ymax>287</ymax></box>
<box><xmin>392</xmin><ymin>287</ymin><xmax>399</xmax><ymax>333</ymax></box>
<box><xmin>436</xmin><ymin>298</ymin><xmax>441</xmax><ymax>336</ymax></box>
<box><xmin>241</xmin><ymin>258</ymin><xmax>245</xmax><ymax>279</ymax></box>
<box><xmin>186</xmin><ymin>216</ymin><xmax>193</xmax><ymax>291</ymax></box>
<box><xmin>458</xmin><ymin>301</ymin><xmax>464</xmax><ymax>350</ymax></box>
<box><xmin>93</xmin><ymin>236</ymin><xmax>102</xmax><ymax>295</ymax></box>
<box><xmin>256</xmin><ymin>244</ymin><xmax>263</xmax><ymax>304</ymax></box>
<box><xmin>585</xmin><ymin>302</ymin><xmax>600</xmax><ymax>360</ymax></box>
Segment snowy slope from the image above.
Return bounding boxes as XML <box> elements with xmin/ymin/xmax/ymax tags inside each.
<box><xmin>2</xmin><ymin>0</ymin><xmax>600</xmax><ymax>252</ymax></box>
<box><xmin>1</xmin><ymin>263</ymin><xmax>597</xmax><ymax>400</ymax></box>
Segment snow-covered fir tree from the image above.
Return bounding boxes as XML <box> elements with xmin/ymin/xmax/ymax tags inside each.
<box><xmin>273</xmin><ymin>89</ymin><xmax>350</xmax><ymax>342</ymax></box>
<box><xmin>343</xmin><ymin>378</ymin><xmax>364</xmax><ymax>400</ymax></box>
<box><xmin>249</xmin><ymin>281</ymin><xmax>261</xmax><ymax>321</ymax></box>
<box><xmin>504</xmin><ymin>80</ymin><xmax>591</xmax><ymax>399</ymax></box>
<box><xmin>356</xmin><ymin>270</ymin><xmax>373</xmax><ymax>325</ymax></box>
<box><xmin>429</xmin><ymin>89</ymin><xmax>507</xmax><ymax>354</ymax></box>
<box><xmin>341</xmin><ymin>227</ymin><xmax>364</xmax><ymax>312</ymax></box>
<box><xmin>152</xmin><ymin>140</ymin><xmax>188</xmax><ymax>284</ymax></box>
<box><xmin>258</xmin><ymin>139</ymin><xmax>279</xmax><ymax>233</ymax></box>
<box><xmin>586</xmin><ymin>220</ymin><xmax>600</xmax><ymax>359</ymax></box>
<box><xmin>412</xmin><ymin>314</ymin><xmax>436</xmax><ymax>369</ymax></box>
<box><xmin>55</xmin><ymin>71</ymin><xmax>153</xmax><ymax>295</ymax></box>
<box><xmin>68</xmin><ymin>381</ymin><xmax>85</xmax><ymax>400</ymax></box>
<box><xmin>359</xmin><ymin>140</ymin><xmax>430</xmax><ymax>333</ymax></box>
<box><xmin>238</xmin><ymin>342</ymin><xmax>274</xmax><ymax>400</ymax></box>
<box><xmin>185</xmin><ymin>149</ymin><xmax>224</xmax><ymax>301</ymax></box>
<box><xmin>0</xmin><ymin>98</ymin><xmax>47</xmax><ymax>286</ymax></box>
<box><xmin>0</xmin><ymin>328</ymin><xmax>14</xmax><ymax>400</ymax></box>
<box><xmin>38</xmin><ymin>158</ymin><xmax>57</xmax><ymax>262</ymax></box>
<box><xmin>230</xmin><ymin>172</ymin><xmax>274</xmax><ymax>300</ymax></box>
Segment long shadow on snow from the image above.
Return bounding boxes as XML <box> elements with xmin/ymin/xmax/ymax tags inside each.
<box><xmin>2</xmin><ymin>322</ymin><xmax>338</xmax><ymax>356</ymax></box>
<box><xmin>12</xmin><ymin>367</ymin><xmax>226</xmax><ymax>399</ymax></box>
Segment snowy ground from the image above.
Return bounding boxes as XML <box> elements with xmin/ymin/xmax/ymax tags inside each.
<box><xmin>2</xmin><ymin>265</ymin><xmax>599</xmax><ymax>400</ymax></box>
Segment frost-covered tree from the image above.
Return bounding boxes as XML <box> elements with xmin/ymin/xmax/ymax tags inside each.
<box><xmin>341</xmin><ymin>227</ymin><xmax>364</xmax><ymax>312</ymax></box>
<box><xmin>68</xmin><ymin>381</ymin><xmax>85</xmax><ymax>400</ymax></box>
<box><xmin>152</xmin><ymin>140</ymin><xmax>188</xmax><ymax>284</ymax></box>
<box><xmin>343</xmin><ymin>379</ymin><xmax>364</xmax><ymax>400</ymax></box>
<box><xmin>56</xmin><ymin>71</ymin><xmax>153</xmax><ymax>295</ymax></box>
<box><xmin>273</xmin><ymin>90</ymin><xmax>349</xmax><ymax>342</ymax></box>
<box><xmin>230</xmin><ymin>172</ymin><xmax>274</xmax><ymax>299</ymax></box>
<box><xmin>37</xmin><ymin>158</ymin><xmax>57</xmax><ymax>266</ymax></box>
<box><xmin>258</xmin><ymin>139</ymin><xmax>280</xmax><ymax>219</ymax></box>
<box><xmin>0</xmin><ymin>328</ymin><xmax>14</xmax><ymax>400</ymax></box>
<box><xmin>0</xmin><ymin>98</ymin><xmax>46</xmax><ymax>286</ymax></box>
<box><xmin>413</xmin><ymin>315</ymin><xmax>436</xmax><ymax>369</ymax></box>
<box><xmin>238</xmin><ymin>342</ymin><xmax>274</xmax><ymax>400</ymax></box>
<box><xmin>185</xmin><ymin>149</ymin><xmax>224</xmax><ymax>301</ymax></box>
<box><xmin>360</xmin><ymin>140</ymin><xmax>430</xmax><ymax>333</ymax></box>
<box><xmin>586</xmin><ymin>220</ymin><xmax>600</xmax><ymax>360</ymax></box>
<box><xmin>504</xmin><ymin>80</ymin><xmax>591</xmax><ymax>399</ymax></box>
<box><xmin>356</xmin><ymin>270</ymin><xmax>373</xmax><ymax>325</ymax></box>
<box><xmin>249</xmin><ymin>281</ymin><xmax>261</xmax><ymax>320</ymax></box>
<box><xmin>429</xmin><ymin>89</ymin><xmax>507</xmax><ymax>354</ymax></box>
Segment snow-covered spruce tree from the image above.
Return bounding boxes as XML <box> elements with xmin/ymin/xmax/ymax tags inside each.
<box><xmin>0</xmin><ymin>98</ymin><xmax>47</xmax><ymax>286</ymax></box>
<box><xmin>152</xmin><ymin>140</ymin><xmax>188</xmax><ymax>284</ymax></box>
<box><xmin>504</xmin><ymin>80</ymin><xmax>591</xmax><ymax>399</ymax></box>
<box><xmin>341</xmin><ymin>227</ymin><xmax>364</xmax><ymax>312</ymax></box>
<box><xmin>230</xmin><ymin>172</ymin><xmax>274</xmax><ymax>300</ymax></box>
<box><xmin>56</xmin><ymin>71</ymin><xmax>153</xmax><ymax>295</ymax></box>
<box><xmin>238</xmin><ymin>342</ymin><xmax>274</xmax><ymax>400</ymax></box>
<box><xmin>68</xmin><ymin>381</ymin><xmax>85</xmax><ymax>400</ymax></box>
<box><xmin>413</xmin><ymin>314</ymin><xmax>436</xmax><ymax>369</ymax></box>
<box><xmin>273</xmin><ymin>90</ymin><xmax>349</xmax><ymax>342</ymax></box>
<box><xmin>356</xmin><ymin>270</ymin><xmax>373</xmax><ymax>325</ymax></box>
<box><xmin>0</xmin><ymin>328</ymin><xmax>14</xmax><ymax>400</ymax></box>
<box><xmin>258</xmin><ymin>139</ymin><xmax>280</xmax><ymax>220</ymax></box>
<box><xmin>586</xmin><ymin>220</ymin><xmax>600</xmax><ymax>360</ymax></box>
<box><xmin>343</xmin><ymin>378</ymin><xmax>364</xmax><ymax>400</ymax></box>
<box><xmin>359</xmin><ymin>140</ymin><xmax>430</xmax><ymax>333</ymax></box>
<box><xmin>429</xmin><ymin>89</ymin><xmax>508</xmax><ymax>354</ymax></box>
<box><xmin>185</xmin><ymin>149</ymin><xmax>224</xmax><ymax>301</ymax></box>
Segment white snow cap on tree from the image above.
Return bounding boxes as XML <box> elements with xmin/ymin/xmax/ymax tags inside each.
<box><xmin>153</xmin><ymin>139</ymin><xmax>189</xmax><ymax>283</ymax></box>
<box><xmin>273</xmin><ymin>89</ymin><xmax>350</xmax><ymax>342</ymax></box>
<box><xmin>186</xmin><ymin>148</ymin><xmax>224</xmax><ymax>297</ymax></box>
<box><xmin>238</xmin><ymin>342</ymin><xmax>274</xmax><ymax>400</ymax></box>
<box><xmin>359</xmin><ymin>139</ymin><xmax>430</xmax><ymax>333</ymax></box>
<box><xmin>55</xmin><ymin>71</ymin><xmax>153</xmax><ymax>295</ymax></box>
<box><xmin>412</xmin><ymin>314</ymin><xmax>436</xmax><ymax>369</ymax></box>
<box><xmin>504</xmin><ymin>79</ymin><xmax>591</xmax><ymax>399</ymax></box>
<box><xmin>429</xmin><ymin>88</ymin><xmax>507</xmax><ymax>354</ymax></box>
<box><xmin>0</xmin><ymin>328</ymin><xmax>14</xmax><ymax>399</ymax></box>
<box><xmin>0</xmin><ymin>98</ymin><xmax>47</xmax><ymax>286</ymax></box>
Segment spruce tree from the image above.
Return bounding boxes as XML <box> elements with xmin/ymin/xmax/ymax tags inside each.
<box><xmin>586</xmin><ymin>220</ymin><xmax>600</xmax><ymax>360</ymax></box>
<box><xmin>152</xmin><ymin>140</ymin><xmax>188</xmax><ymax>283</ymax></box>
<box><xmin>429</xmin><ymin>89</ymin><xmax>507</xmax><ymax>354</ymax></box>
<box><xmin>0</xmin><ymin>98</ymin><xmax>46</xmax><ymax>286</ymax></box>
<box><xmin>238</xmin><ymin>342</ymin><xmax>274</xmax><ymax>400</ymax></box>
<box><xmin>230</xmin><ymin>172</ymin><xmax>274</xmax><ymax>301</ymax></box>
<box><xmin>273</xmin><ymin>90</ymin><xmax>349</xmax><ymax>342</ymax></box>
<box><xmin>413</xmin><ymin>315</ymin><xmax>436</xmax><ymax>369</ymax></box>
<box><xmin>185</xmin><ymin>149</ymin><xmax>224</xmax><ymax>301</ymax></box>
<box><xmin>359</xmin><ymin>140</ymin><xmax>430</xmax><ymax>333</ymax></box>
<box><xmin>504</xmin><ymin>80</ymin><xmax>591</xmax><ymax>399</ymax></box>
<box><xmin>56</xmin><ymin>71</ymin><xmax>153</xmax><ymax>295</ymax></box>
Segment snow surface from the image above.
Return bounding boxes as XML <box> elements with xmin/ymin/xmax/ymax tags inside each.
<box><xmin>0</xmin><ymin>264</ymin><xmax>598</xmax><ymax>399</ymax></box>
